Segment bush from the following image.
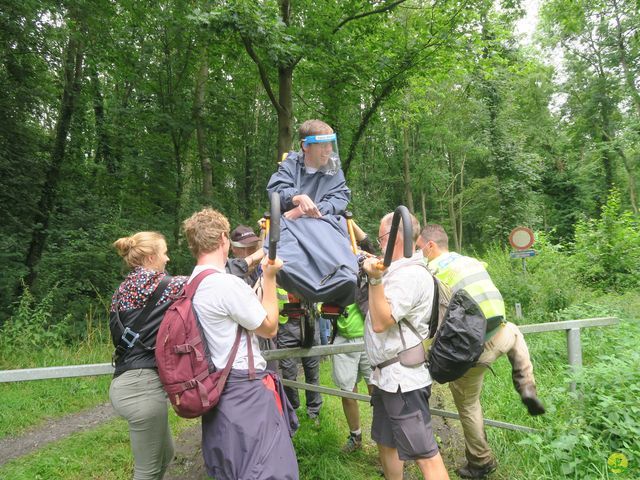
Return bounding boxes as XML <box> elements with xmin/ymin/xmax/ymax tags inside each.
<box><xmin>573</xmin><ymin>189</ymin><xmax>640</xmax><ymax>292</ymax></box>
<box><xmin>0</xmin><ymin>285</ymin><xmax>72</xmax><ymax>356</ymax></box>
<box><xmin>476</xmin><ymin>232</ymin><xmax>586</xmax><ymax>322</ymax></box>
<box><xmin>513</xmin><ymin>293</ymin><xmax>639</xmax><ymax>479</ymax></box>
<box><xmin>517</xmin><ymin>342</ymin><xmax>640</xmax><ymax>479</ymax></box>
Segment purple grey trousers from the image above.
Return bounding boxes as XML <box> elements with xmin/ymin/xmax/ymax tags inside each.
<box><xmin>201</xmin><ymin>369</ymin><xmax>299</xmax><ymax>480</ymax></box>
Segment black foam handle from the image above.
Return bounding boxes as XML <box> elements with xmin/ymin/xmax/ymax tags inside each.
<box><xmin>268</xmin><ymin>192</ymin><xmax>280</xmax><ymax>262</ymax></box>
<box><xmin>382</xmin><ymin>205</ymin><xmax>412</xmax><ymax>267</ymax></box>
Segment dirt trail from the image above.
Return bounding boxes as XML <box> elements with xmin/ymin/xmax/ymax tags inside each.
<box><xmin>165</xmin><ymin>424</ymin><xmax>208</xmax><ymax>480</ymax></box>
<box><xmin>0</xmin><ymin>402</ymin><xmax>116</xmax><ymax>467</ymax></box>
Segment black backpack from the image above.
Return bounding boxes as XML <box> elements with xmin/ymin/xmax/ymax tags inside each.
<box><xmin>427</xmin><ymin>289</ymin><xmax>486</xmax><ymax>384</ymax></box>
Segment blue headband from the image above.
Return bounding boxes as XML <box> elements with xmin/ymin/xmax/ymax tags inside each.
<box><xmin>303</xmin><ymin>133</ymin><xmax>337</xmax><ymax>145</ymax></box>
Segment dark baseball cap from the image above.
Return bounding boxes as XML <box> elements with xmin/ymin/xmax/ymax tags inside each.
<box><xmin>230</xmin><ymin>225</ymin><xmax>260</xmax><ymax>247</ymax></box>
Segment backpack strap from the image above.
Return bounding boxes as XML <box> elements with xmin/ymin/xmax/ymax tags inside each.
<box><xmin>113</xmin><ymin>274</ymin><xmax>173</xmax><ymax>355</ymax></box>
<box><xmin>246</xmin><ymin>329</ymin><xmax>256</xmax><ymax>380</ymax></box>
<box><xmin>217</xmin><ymin>326</ymin><xmax>246</xmax><ymax>391</ymax></box>
<box><xmin>427</xmin><ymin>273</ymin><xmax>440</xmax><ymax>339</ymax></box>
<box><xmin>398</xmin><ymin>319</ymin><xmax>424</xmax><ymax>348</ymax></box>
<box><xmin>184</xmin><ymin>268</ymin><xmax>218</xmax><ymax>296</ymax></box>
<box><xmin>399</xmin><ymin>273</ymin><xmax>438</xmax><ymax>345</ymax></box>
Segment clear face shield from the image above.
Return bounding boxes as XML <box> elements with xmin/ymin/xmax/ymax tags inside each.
<box><xmin>302</xmin><ymin>133</ymin><xmax>341</xmax><ymax>175</ymax></box>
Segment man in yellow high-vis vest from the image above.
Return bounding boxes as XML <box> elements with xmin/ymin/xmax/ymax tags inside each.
<box><xmin>418</xmin><ymin>224</ymin><xmax>545</xmax><ymax>480</ymax></box>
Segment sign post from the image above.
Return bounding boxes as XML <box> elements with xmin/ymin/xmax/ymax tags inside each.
<box><xmin>509</xmin><ymin>226</ymin><xmax>536</xmax><ymax>273</ymax></box>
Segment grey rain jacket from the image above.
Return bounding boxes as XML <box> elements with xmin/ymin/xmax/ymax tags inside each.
<box><xmin>266</xmin><ymin>151</ymin><xmax>350</xmax><ymax>215</ymax></box>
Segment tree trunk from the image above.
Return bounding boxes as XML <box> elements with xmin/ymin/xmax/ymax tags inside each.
<box><xmin>89</xmin><ymin>67</ymin><xmax>114</xmax><ymax>173</ymax></box>
<box><xmin>599</xmin><ymin>91</ymin><xmax>616</xmax><ymax>193</ymax></box>
<box><xmin>343</xmin><ymin>81</ymin><xmax>396</xmax><ymax>176</ymax></box>
<box><xmin>275</xmin><ymin>0</ymin><xmax>294</xmax><ymax>163</ymax></box>
<box><xmin>421</xmin><ymin>190</ymin><xmax>427</xmax><ymax>227</ymax></box>
<box><xmin>617</xmin><ymin>149</ymin><xmax>639</xmax><ymax>214</ymax></box>
<box><xmin>602</xmin><ymin>128</ymin><xmax>640</xmax><ymax>214</ymax></box>
<box><xmin>172</xmin><ymin>138</ymin><xmax>184</xmax><ymax>247</ymax></box>
<box><xmin>402</xmin><ymin>124</ymin><xmax>414</xmax><ymax>212</ymax></box>
<box><xmin>23</xmin><ymin>31</ymin><xmax>84</xmax><ymax>290</ymax></box>
<box><xmin>193</xmin><ymin>49</ymin><xmax>212</xmax><ymax>202</ymax></box>
<box><xmin>447</xmin><ymin>196</ymin><xmax>460</xmax><ymax>252</ymax></box>
<box><xmin>457</xmin><ymin>155</ymin><xmax>466</xmax><ymax>251</ymax></box>
<box><xmin>445</xmin><ymin>148</ymin><xmax>460</xmax><ymax>252</ymax></box>
<box><xmin>277</xmin><ymin>64</ymin><xmax>294</xmax><ymax>162</ymax></box>
<box><xmin>610</xmin><ymin>0</ymin><xmax>640</xmax><ymax>212</ymax></box>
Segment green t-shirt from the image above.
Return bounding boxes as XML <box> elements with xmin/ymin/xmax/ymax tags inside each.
<box><xmin>337</xmin><ymin>303</ymin><xmax>365</xmax><ymax>339</ymax></box>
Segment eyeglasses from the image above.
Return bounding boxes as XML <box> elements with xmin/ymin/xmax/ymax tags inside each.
<box><xmin>377</xmin><ymin>231</ymin><xmax>391</xmax><ymax>248</ymax></box>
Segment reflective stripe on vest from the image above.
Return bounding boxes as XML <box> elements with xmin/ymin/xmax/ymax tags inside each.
<box><xmin>434</xmin><ymin>254</ymin><xmax>505</xmax><ymax>321</ymax></box>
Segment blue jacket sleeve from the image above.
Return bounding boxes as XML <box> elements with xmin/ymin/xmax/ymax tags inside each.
<box><xmin>266</xmin><ymin>155</ymin><xmax>299</xmax><ymax>212</ymax></box>
<box><xmin>316</xmin><ymin>170</ymin><xmax>351</xmax><ymax>216</ymax></box>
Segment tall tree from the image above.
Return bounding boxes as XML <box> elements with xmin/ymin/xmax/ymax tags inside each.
<box><xmin>23</xmin><ymin>7</ymin><xmax>85</xmax><ymax>289</ymax></box>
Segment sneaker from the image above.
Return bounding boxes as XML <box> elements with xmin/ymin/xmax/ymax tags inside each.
<box><xmin>342</xmin><ymin>432</ymin><xmax>362</xmax><ymax>453</ymax></box>
<box><xmin>455</xmin><ymin>460</ymin><xmax>498</xmax><ymax>479</ymax></box>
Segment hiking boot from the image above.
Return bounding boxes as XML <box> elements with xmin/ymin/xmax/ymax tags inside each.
<box><xmin>342</xmin><ymin>432</ymin><xmax>362</xmax><ymax>453</ymax></box>
<box><xmin>455</xmin><ymin>460</ymin><xmax>498</xmax><ymax>479</ymax></box>
<box><xmin>520</xmin><ymin>384</ymin><xmax>546</xmax><ymax>416</ymax></box>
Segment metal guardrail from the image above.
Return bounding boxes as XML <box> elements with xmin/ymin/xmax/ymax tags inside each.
<box><xmin>281</xmin><ymin>379</ymin><xmax>538</xmax><ymax>434</ymax></box>
<box><xmin>0</xmin><ymin>317</ymin><xmax>619</xmax><ymax>432</ymax></box>
<box><xmin>518</xmin><ymin>316</ymin><xmax>618</xmax><ymax>391</ymax></box>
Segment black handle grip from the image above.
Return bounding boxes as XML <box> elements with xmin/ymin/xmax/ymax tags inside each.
<box><xmin>268</xmin><ymin>192</ymin><xmax>280</xmax><ymax>262</ymax></box>
<box><xmin>382</xmin><ymin>205</ymin><xmax>412</xmax><ymax>267</ymax></box>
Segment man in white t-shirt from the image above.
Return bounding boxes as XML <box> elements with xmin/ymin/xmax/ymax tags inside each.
<box><xmin>182</xmin><ymin>208</ymin><xmax>299</xmax><ymax>480</ymax></box>
<box><xmin>362</xmin><ymin>212</ymin><xmax>449</xmax><ymax>480</ymax></box>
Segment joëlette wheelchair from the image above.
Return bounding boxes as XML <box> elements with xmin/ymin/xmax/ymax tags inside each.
<box><xmin>262</xmin><ymin>193</ymin><xmax>413</xmax><ymax>348</ymax></box>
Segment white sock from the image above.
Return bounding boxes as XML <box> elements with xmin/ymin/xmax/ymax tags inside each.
<box><xmin>350</xmin><ymin>429</ymin><xmax>362</xmax><ymax>436</ymax></box>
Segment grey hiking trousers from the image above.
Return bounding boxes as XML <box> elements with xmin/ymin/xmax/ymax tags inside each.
<box><xmin>110</xmin><ymin>368</ymin><xmax>174</xmax><ymax>480</ymax></box>
<box><xmin>277</xmin><ymin>318</ymin><xmax>323</xmax><ymax>416</ymax></box>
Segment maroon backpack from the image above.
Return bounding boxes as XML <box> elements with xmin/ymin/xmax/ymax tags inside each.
<box><xmin>155</xmin><ymin>269</ymin><xmax>245</xmax><ymax>418</ymax></box>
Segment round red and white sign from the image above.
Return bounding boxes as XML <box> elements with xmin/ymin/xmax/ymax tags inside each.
<box><xmin>509</xmin><ymin>227</ymin><xmax>535</xmax><ymax>250</ymax></box>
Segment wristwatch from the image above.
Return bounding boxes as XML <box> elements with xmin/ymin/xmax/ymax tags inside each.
<box><xmin>369</xmin><ymin>276</ymin><xmax>383</xmax><ymax>286</ymax></box>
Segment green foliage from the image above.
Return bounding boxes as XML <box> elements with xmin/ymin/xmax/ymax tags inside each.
<box><xmin>573</xmin><ymin>189</ymin><xmax>640</xmax><ymax>291</ymax></box>
<box><xmin>0</xmin><ymin>295</ymin><xmax>113</xmax><ymax>439</ymax></box>
<box><xmin>552</xmin><ymin>301</ymin><xmax>621</xmax><ymax>322</ymax></box>
<box><xmin>2</xmin><ymin>2</ymin><xmax>640</xmax><ymax>478</ymax></box>
<box><xmin>477</xmin><ymin>232</ymin><xmax>587</xmax><ymax>322</ymax></box>
<box><xmin>0</xmin><ymin>285</ymin><xmax>72</xmax><ymax>354</ymax></box>
<box><xmin>515</xmin><ymin>326</ymin><xmax>640</xmax><ymax>479</ymax></box>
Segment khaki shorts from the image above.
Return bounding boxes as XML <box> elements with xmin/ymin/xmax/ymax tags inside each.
<box><xmin>370</xmin><ymin>385</ymin><xmax>439</xmax><ymax>460</ymax></box>
<box><xmin>331</xmin><ymin>335</ymin><xmax>372</xmax><ymax>391</ymax></box>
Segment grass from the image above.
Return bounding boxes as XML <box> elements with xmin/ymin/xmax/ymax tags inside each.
<box><xmin>0</xmin><ymin>338</ymin><xmax>113</xmax><ymax>439</ymax></box>
<box><xmin>0</xmin><ymin>413</ymin><xmax>200</xmax><ymax>480</ymax></box>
